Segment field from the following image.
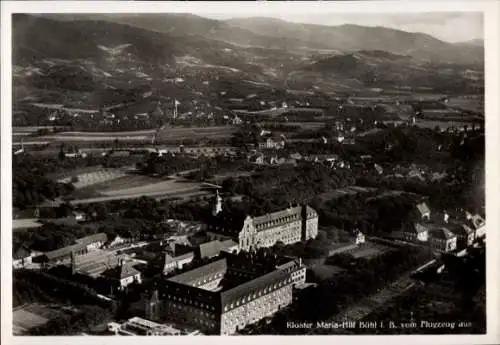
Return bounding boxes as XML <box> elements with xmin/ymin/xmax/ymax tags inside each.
<box><xmin>446</xmin><ymin>96</ymin><xmax>484</xmax><ymax>114</ymax></box>
<box><xmin>13</xmin><ymin>303</ymin><xmax>78</xmax><ymax>335</ymax></box>
<box><xmin>345</xmin><ymin>242</ymin><xmax>396</xmax><ymax>260</ymax></box>
<box><xmin>67</xmin><ymin>173</ymin><xmax>213</xmax><ymax>205</ymax></box>
<box><xmin>316</xmin><ymin>186</ymin><xmax>377</xmax><ymax>202</ymax></box>
<box><xmin>17</xmin><ymin>126</ymin><xmax>237</xmax><ymax>144</ymax></box>
<box><xmin>13</xmin><ymin>218</ymin><xmax>43</xmax><ymax>230</ymax></box>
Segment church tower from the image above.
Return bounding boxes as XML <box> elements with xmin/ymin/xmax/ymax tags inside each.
<box><xmin>213</xmin><ymin>190</ymin><xmax>223</xmax><ymax>216</ymax></box>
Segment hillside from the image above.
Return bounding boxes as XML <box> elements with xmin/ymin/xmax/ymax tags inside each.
<box><xmin>225</xmin><ymin>17</ymin><xmax>484</xmax><ymax>66</ymax></box>
<box><xmin>40</xmin><ymin>13</ymin><xmax>483</xmax><ymax>67</ymax></box>
<box><xmin>291</xmin><ymin>50</ymin><xmax>483</xmax><ymax>94</ymax></box>
<box><xmin>13</xmin><ymin>14</ymin><xmax>179</xmax><ymax>66</ymax></box>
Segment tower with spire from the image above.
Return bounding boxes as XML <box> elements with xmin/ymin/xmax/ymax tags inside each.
<box><xmin>213</xmin><ymin>190</ymin><xmax>223</xmax><ymax>216</ymax></box>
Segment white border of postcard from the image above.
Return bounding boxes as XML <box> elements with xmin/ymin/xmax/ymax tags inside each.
<box><xmin>2</xmin><ymin>1</ymin><xmax>499</xmax><ymax>345</ymax></box>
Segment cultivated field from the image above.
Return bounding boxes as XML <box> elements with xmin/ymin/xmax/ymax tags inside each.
<box><xmin>23</xmin><ymin>126</ymin><xmax>237</xmax><ymax>143</ymax></box>
<box><xmin>100</xmin><ymin>178</ymin><xmax>204</xmax><ymax>197</ymax></box>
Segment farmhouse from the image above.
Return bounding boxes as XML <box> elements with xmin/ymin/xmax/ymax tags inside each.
<box><xmin>163</xmin><ymin>251</ymin><xmax>195</xmax><ymax>274</ymax></box>
<box><xmin>428</xmin><ymin>227</ymin><xmax>457</xmax><ymax>253</ymax></box>
<box><xmin>258</xmin><ymin>135</ymin><xmax>285</xmax><ymax>150</ymax></box>
<box><xmin>447</xmin><ymin>222</ymin><xmax>475</xmax><ymax>248</ymax></box>
<box><xmin>465</xmin><ymin>212</ymin><xmax>485</xmax><ymax>239</ymax></box>
<box><xmin>102</xmin><ymin>259</ymin><xmax>142</xmax><ymax>291</ymax></box>
<box><xmin>74</xmin><ymin>233</ymin><xmax>108</xmax><ymax>252</ymax></box>
<box><xmin>397</xmin><ymin>222</ymin><xmax>429</xmax><ymax>242</ymax></box>
<box><xmin>39</xmin><ymin>233</ymin><xmax>107</xmax><ymax>265</ymax></box>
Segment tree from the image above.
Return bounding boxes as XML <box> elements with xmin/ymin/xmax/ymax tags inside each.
<box><xmin>58</xmin><ymin>143</ymin><xmax>66</xmax><ymax>161</ymax></box>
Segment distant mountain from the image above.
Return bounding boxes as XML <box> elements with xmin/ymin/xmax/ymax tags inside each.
<box><xmin>40</xmin><ymin>13</ymin><xmax>319</xmax><ymax>51</ymax></box>
<box><xmin>41</xmin><ymin>13</ymin><xmax>483</xmax><ymax>66</ymax></box>
<box><xmin>291</xmin><ymin>50</ymin><xmax>483</xmax><ymax>94</ymax></box>
<box><xmin>224</xmin><ymin>17</ymin><xmax>484</xmax><ymax>66</ymax></box>
<box><xmin>13</xmin><ymin>14</ymin><xmax>178</xmax><ymax>65</ymax></box>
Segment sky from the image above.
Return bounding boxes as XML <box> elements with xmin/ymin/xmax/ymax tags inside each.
<box><xmin>199</xmin><ymin>12</ymin><xmax>483</xmax><ymax>43</ymax></box>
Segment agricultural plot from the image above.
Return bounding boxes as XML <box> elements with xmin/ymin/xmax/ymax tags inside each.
<box><xmin>29</xmin><ymin>126</ymin><xmax>236</xmax><ymax>143</ymax></box>
<box><xmin>100</xmin><ymin>178</ymin><xmax>204</xmax><ymax>197</ymax></box>
<box><xmin>58</xmin><ymin>169</ymin><xmax>127</xmax><ymax>189</ymax></box>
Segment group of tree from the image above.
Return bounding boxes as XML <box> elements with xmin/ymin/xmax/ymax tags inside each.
<box><xmin>252</xmin><ymin>245</ymin><xmax>434</xmax><ymax>334</ymax></box>
<box><xmin>13</xmin><ymin>154</ymin><xmax>75</xmax><ymax>209</ymax></box>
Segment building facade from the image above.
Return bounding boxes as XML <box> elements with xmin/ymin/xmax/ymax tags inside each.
<box><xmin>207</xmin><ymin>205</ymin><xmax>318</xmax><ymax>251</ymax></box>
<box><xmin>428</xmin><ymin>227</ymin><xmax>457</xmax><ymax>252</ymax></box>
<box><xmin>145</xmin><ymin>254</ymin><xmax>304</xmax><ymax>335</ymax></box>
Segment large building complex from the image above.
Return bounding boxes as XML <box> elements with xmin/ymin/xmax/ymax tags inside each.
<box><xmin>144</xmin><ymin>253</ymin><xmax>306</xmax><ymax>335</ymax></box>
<box><xmin>206</xmin><ymin>204</ymin><xmax>319</xmax><ymax>251</ymax></box>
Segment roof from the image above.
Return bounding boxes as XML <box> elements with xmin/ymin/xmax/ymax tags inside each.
<box><xmin>448</xmin><ymin>222</ymin><xmax>474</xmax><ymax>236</ymax></box>
<box><xmin>467</xmin><ymin>214</ymin><xmax>485</xmax><ymax>229</ymax></box>
<box><xmin>416</xmin><ymin>202</ymin><xmax>431</xmax><ymax>216</ymax></box>
<box><xmin>429</xmin><ymin>227</ymin><xmax>457</xmax><ymax>240</ymax></box>
<box><xmin>44</xmin><ymin>243</ymin><xmax>87</xmax><ymax>260</ymax></box>
<box><xmin>252</xmin><ymin>205</ymin><xmax>317</xmax><ymax>230</ymax></box>
<box><xmin>13</xmin><ymin>246</ymin><xmax>31</xmax><ymax>260</ymax></box>
<box><xmin>220</xmin><ymin>268</ymin><xmax>289</xmax><ymax>307</ymax></box>
<box><xmin>74</xmin><ymin>233</ymin><xmax>108</xmax><ymax>246</ymax></box>
<box><xmin>165</xmin><ymin>251</ymin><xmax>195</xmax><ymax>264</ymax></box>
<box><xmin>220</xmin><ymin>239</ymin><xmax>238</xmax><ymax>249</ymax></box>
<box><xmin>404</xmin><ymin>222</ymin><xmax>428</xmax><ymax>234</ymax></box>
<box><xmin>167</xmin><ymin>259</ymin><xmax>227</xmax><ymax>286</ymax></box>
<box><xmin>104</xmin><ymin>263</ymin><xmax>141</xmax><ymax>280</ymax></box>
<box><xmin>198</xmin><ymin>240</ymin><xmax>222</xmax><ymax>259</ymax></box>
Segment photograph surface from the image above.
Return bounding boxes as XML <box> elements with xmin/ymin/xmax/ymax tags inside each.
<box><xmin>7</xmin><ymin>5</ymin><xmax>489</xmax><ymax>338</ymax></box>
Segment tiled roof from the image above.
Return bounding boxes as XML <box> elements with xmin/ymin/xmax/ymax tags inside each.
<box><xmin>74</xmin><ymin>233</ymin><xmax>108</xmax><ymax>246</ymax></box>
<box><xmin>104</xmin><ymin>263</ymin><xmax>140</xmax><ymax>280</ymax></box>
<box><xmin>448</xmin><ymin>222</ymin><xmax>474</xmax><ymax>236</ymax></box>
<box><xmin>167</xmin><ymin>259</ymin><xmax>227</xmax><ymax>286</ymax></box>
<box><xmin>199</xmin><ymin>241</ymin><xmax>222</xmax><ymax>259</ymax></box>
<box><xmin>429</xmin><ymin>227</ymin><xmax>456</xmax><ymax>240</ymax></box>
<box><xmin>44</xmin><ymin>243</ymin><xmax>86</xmax><ymax>260</ymax></box>
<box><xmin>404</xmin><ymin>222</ymin><xmax>428</xmax><ymax>234</ymax></box>
<box><xmin>252</xmin><ymin>205</ymin><xmax>317</xmax><ymax>230</ymax></box>
<box><xmin>220</xmin><ymin>239</ymin><xmax>238</xmax><ymax>249</ymax></box>
<box><xmin>220</xmin><ymin>268</ymin><xmax>289</xmax><ymax>307</ymax></box>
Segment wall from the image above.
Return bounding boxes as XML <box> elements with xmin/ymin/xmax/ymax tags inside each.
<box><xmin>305</xmin><ymin>216</ymin><xmax>319</xmax><ymax>240</ymax></box>
<box><xmin>220</xmin><ymin>285</ymin><xmax>293</xmax><ymax>335</ymax></box>
<box><xmin>256</xmin><ymin>220</ymin><xmax>302</xmax><ymax>248</ymax></box>
<box><xmin>163</xmin><ymin>300</ymin><xmax>219</xmax><ymax>334</ymax></box>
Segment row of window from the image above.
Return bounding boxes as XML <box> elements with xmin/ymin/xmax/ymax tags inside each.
<box><xmin>224</xmin><ymin>284</ymin><xmax>290</xmax><ymax>311</ymax></box>
<box><xmin>167</xmin><ymin>295</ymin><xmax>216</xmax><ymax>311</ymax></box>
<box><xmin>170</xmin><ymin>303</ymin><xmax>216</xmax><ymax>319</ymax></box>
<box><xmin>192</xmin><ymin>273</ymin><xmax>222</xmax><ymax>287</ymax></box>
<box><xmin>255</xmin><ymin>216</ymin><xmax>300</xmax><ymax>230</ymax></box>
